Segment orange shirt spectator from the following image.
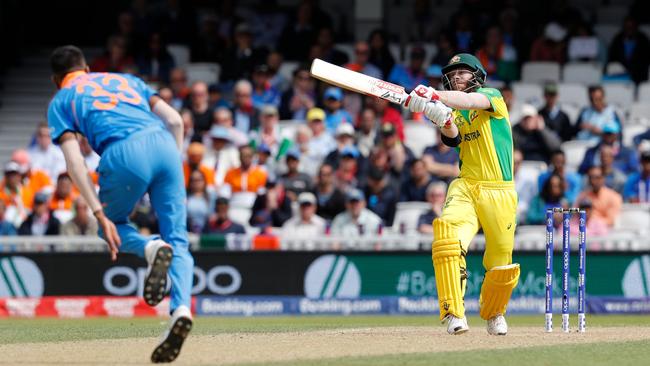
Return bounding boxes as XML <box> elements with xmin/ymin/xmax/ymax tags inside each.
<box><xmin>10</xmin><ymin>149</ymin><xmax>53</xmax><ymax>194</ymax></box>
<box><xmin>224</xmin><ymin>146</ymin><xmax>267</xmax><ymax>193</ymax></box>
<box><xmin>0</xmin><ymin>162</ymin><xmax>34</xmax><ymax>223</ymax></box>
<box><xmin>183</xmin><ymin>143</ymin><xmax>215</xmax><ymax>188</ymax></box>
<box><xmin>574</xmin><ymin>166</ymin><xmax>622</xmax><ymax>227</ymax></box>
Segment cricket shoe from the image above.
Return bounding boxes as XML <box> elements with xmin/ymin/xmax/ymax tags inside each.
<box><xmin>487</xmin><ymin>314</ymin><xmax>508</xmax><ymax>335</ymax></box>
<box><xmin>144</xmin><ymin>239</ymin><xmax>173</xmax><ymax>306</ymax></box>
<box><xmin>151</xmin><ymin>305</ymin><xmax>193</xmax><ymax>363</ymax></box>
<box><xmin>445</xmin><ymin>315</ymin><xmax>469</xmax><ymax>335</ymax></box>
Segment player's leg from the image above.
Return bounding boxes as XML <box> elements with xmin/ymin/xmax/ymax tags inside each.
<box><xmin>432</xmin><ymin>178</ymin><xmax>479</xmax><ymax>334</ymax></box>
<box><xmin>475</xmin><ymin>185</ymin><xmax>519</xmax><ymax>335</ymax></box>
<box><xmin>147</xmin><ymin>131</ymin><xmax>193</xmax><ymax>363</ymax></box>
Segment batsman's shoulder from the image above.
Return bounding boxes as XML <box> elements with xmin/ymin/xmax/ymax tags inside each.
<box><xmin>475</xmin><ymin>87</ymin><xmax>503</xmax><ymax>99</ymax></box>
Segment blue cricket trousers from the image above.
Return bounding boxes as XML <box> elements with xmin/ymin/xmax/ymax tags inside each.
<box><xmin>97</xmin><ymin>127</ymin><xmax>193</xmax><ymax>312</ymax></box>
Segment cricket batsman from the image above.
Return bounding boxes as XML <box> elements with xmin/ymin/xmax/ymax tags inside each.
<box><xmin>48</xmin><ymin>45</ymin><xmax>193</xmax><ymax>362</ymax></box>
<box><xmin>404</xmin><ymin>54</ymin><xmax>519</xmax><ymax>335</ymax></box>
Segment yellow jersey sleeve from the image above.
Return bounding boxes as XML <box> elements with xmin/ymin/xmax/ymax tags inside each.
<box><xmin>475</xmin><ymin>87</ymin><xmax>509</xmax><ymax>121</ymax></box>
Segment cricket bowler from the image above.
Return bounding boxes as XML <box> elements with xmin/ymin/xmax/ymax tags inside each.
<box><xmin>405</xmin><ymin>53</ymin><xmax>520</xmax><ymax>335</ymax></box>
<box><xmin>48</xmin><ymin>45</ymin><xmax>193</xmax><ymax>361</ymax></box>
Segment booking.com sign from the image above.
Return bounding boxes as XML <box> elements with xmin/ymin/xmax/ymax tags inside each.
<box><xmin>103</xmin><ymin>265</ymin><xmax>242</xmax><ymax>296</ymax></box>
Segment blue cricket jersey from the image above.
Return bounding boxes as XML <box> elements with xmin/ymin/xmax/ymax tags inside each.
<box><xmin>47</xmin><ymin>71</ymin><xmax>164</xmax><ymax>155</ymax></box>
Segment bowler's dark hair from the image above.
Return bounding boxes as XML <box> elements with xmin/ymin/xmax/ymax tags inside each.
<box><xmin>50</xmin><ymin>45</ymin><xmax>86</xmax><ymax>78</ymax></box>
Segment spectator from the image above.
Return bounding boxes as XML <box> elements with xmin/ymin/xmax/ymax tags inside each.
<box><xmin>208</xmin><ymin>84</ymin><xmax>231</xmax><ymax>110</ymax></box>
<box><xmin>0</xmin><ymin>200</ymin><xmax>17</xmax><ymax>236</ymax></box>
<box><xmin>136</xmin><ymin>32</ymin><xmax>175</xmax><ymax>84</ymax></box>
<box><xmin>512</xmin><ymin>104</ymin><xmax>561</xmax><ymax>163</ymax></box>
<box><xmin>324</xmin><ymin>123</ymin><xmax>357</xmax><ymax>169</ymax></box>
<box><xmin>232</xmin><ymin>80</ymin><xmax>260</xmax><ymax>133</ymax></box>
<box><xmin>623</xmin><ymin>150</ymin><xmax>650</xmax><ymax>203</ymax></box>
<box><xmin>476</xmin><ymin>25</ymin><xmax>518</xmax><ymax>82</ymax></box>
<box><xmin>356</xmin><ymin>108</ymin><xmax>379</xmax><ymax>158</ymax></box>
<box><xmin>203</xmin><ymin>197</ymin><xmax>246</xmax><ymax>235</ymax></box>
<box><xmin>251</xmin><ymin>105</ymin><xmax>281</xmax><ymax>156</ymax></box>
<box><xmin>575</xmin><ymin>86</ymin><xmax>623</xmax><ymax>143</ymax></box>
<box><xmin>314</xmin><ymin>26</ymin><xmax>349</xmax><ymax>66</ymax></box>
<box><xmin>278</xmin><ymin>2</ymin><xmax>317</xmax><ymax>61</ymax></box>
<box><xmin>526</xmin><ymin>173</ymin><xmax>569</xmax><ymax>225</ymax></box>
<box><xmin>538</xmin><ymin>150</ymin><xmax>582</xmax><ymax>205</ymax></box>
<box><xmin>28</xmin><ymin>123</ymin><xmax>66</xmax><ymax>181</ymax></box>
<box><xmin>0</xmin><ymin>162</ymin><xmax>33</xmax><ymax>226</ymax></box>
<box><xmin>417</xmin><ymin>181</ymin><xmax>447</xmax><ymax>234</ymax></box>
<box><xmin>187</xmin><ymin>81</ymin><xmax>213</xmax><ymax>137</ymax></box>
<box><xmin>249</xmin><ymin>178</ymin><xmax>292</xmax><ymax>228</ymax></box>
<box><xmin>220</xmin><ymin>23</ymin><xmax>268</xmax><ymax>82</ymax></box>
<box><xmin>169</xmin><ymin>68</ymin><xmax>190</xmax><ymax>108</ymax></box>
<box><xmin>330</xmin><ymin>189</ymin><xmax>382</xmax><ymax>236</ymax></box>
<box><xmin>159</xmin><ymin>87</ymin><xmax>174</xmax><ymax>106</ymax></box>
<box><xmin>599</xmin><ymin>145</ymin><xmax>627</xmax><ymax>194</ymax></box>
<box><xmin>422</xmin><ymin>129</ymin><xmax>460</xmax><ymax>183</ymax></box>
<box><xmin>364</xmin><ymin>167</ymin><xmax>398</xmax><ymax>226</ymax></box>
<box><xmin>401</xmin><ymin>159</ymin><xmax>434</xmax><ymax>202</ymax></box>
<box><xmin>212</xmin><ymin>107</ymin><xmax>248</xmax><ymax>147</ymax></box>
<box><xmin>379</xmin><ymin>123</ymin><xmax>415</xmax><ymax>181</ymax></box>
<box><xmin>282</xmin><ymin>192</ymin><xmax>326</xmax><ymax>238</ymax></box>
<box><xmin>266</xmin><ymin>51</ymin><xmax>290</xmax><ymax>92</ymax></box>
<box><xmin>539</xmin><ymin>82</ymin><xmax>574</xmax><ymax>142</ymax></box>
<box><xmin>388</xmin><ymin>46</ymin><xmax>427</xmax><ymax>92</ymax></box>
<box><xmin>183</xmin><ymin>142</ymin><xmax>215</xmax><ymax>189</ymax></box>
<box><xmin>334</xmin><ymin>147</ymin><xmax>361</xmax><ymax>192</ymax></box>
<box><xmin>574</xmin><ymin>166</ymin><xmax>622</xmax><ymax>227</ymax></box>
<box><xmin>204</xmin><ymin>126</ymin><xmax>240</xmax><ymax>187</ymax></box>
<box><xmin>345</xmin><ymin>41</ymin><xmax>383</xmax><ymax>79</ymax></box>
<box><xmin>61</xmin><ymin>198</ymin><xmax>98</xmax><ymax>236</ymax></box>
<box><xmin>367</xmin><ymin>29</ymin><xmax>395</xmax><ymax>79</ymax></box>
<box><xmin>186</xmin><ymin>170</ymin><xmax>214</xmax><ymax>234</ymax></box>
<box><xmin>90</xmin><ymin>35</ymin><xmax>135</xmax><ymax>73</ymax></box>
<box><xmin>323</xmin><ymin>87</ymin><xmax>354</xmax><ymax>134</ymax></box>
<box><xmin>500</xmin><ymin>85</ymin><xmax>524</xmax><ymax>127</ymax></box>
<box><xmin>514</xmin><ymin>149</ymin><xmax>537</xmax><ymax>224</ymax></box>
<box><xmin>256</xmin><ymin>143</ymin><xmax>275</xmax><ymax>176</ymax></box>
<box><xmin>609</xmin><ymin>16</ymin><xmax>650</xmax><ymax>83</ymax></box>
<box><xmin>529</xmin><ymin>22</ymin><xmax>567</xmax><ymax>63</ymax></box>
<box><xmin>10</xmin><ymin>149</ymin><xmax>53</xmax><ymax>196</ymax></box>
<box><xmin>251</xmin><ymin>65</ymin><xmax>281</xmax><ymax>109</ymax></box>
<box><xmin>578</xmin><ymin>122</ymin><xmax>639</xmax><ymax>175</ymax></box>
<box><xmin>294</xmin><ymin>125</ymin><xmax>317</xmax><ymax>176</ymax></box>
<box><xmin>367</xmin><ymin>96</ymin><xmax>405</xmax><ymax>141</ymax></box>
<box><xmin>567</xmin><ymin>21</ymin><xmax>606</xmax><ymax>64</ymax></box>
<box><xmin>224</xmin><ymin>146</ymin><xmax>267</xmax><ymax>193</ymax></box>
<box><xmin>314</xmin><ymin>164</ymin><xmax>346</xmax><ymax>221</ymax></box>
<box><xmin>306</xmin><ymin>108</ymin><xmax>336</xmax><ymax>166</ymax></box>
<box><xmin>570</xmin><ymin>198</ymin><xmax>608</xmax><ymax>237</ymax></box>
<box><xmin>450</xmin><ymin>12</ymin><xmax>475</xmax><ymax>53</ymax></box>
<box><xmin>18</xmin><ymin>193</ymin><xmax>60</xmax><ymax>236</ymax></box>
<box><xmin>279</xmin><ymin>66</ymin><xmax>316</xmax><ymax>120</ymax></box>
<box><xmin>425</xmin><ymin>64</ymin><xmax>444</xmax><ymax>91</ymax></box>
<box><xmin>181</xmin><ymin>109</ymin><xmax>198</xmax><ymax>151</ymax></box>
<box><xmin>281</xmin><ymin>149</ymin><xmax>313</xmax><ymax>201</ymax></box>
<box><xmin>49</xmin><ymin>172</ymin><xmax>76</xmax><ymax>223</ymax></box>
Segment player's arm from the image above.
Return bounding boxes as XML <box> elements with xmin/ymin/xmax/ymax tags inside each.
<box><xmin>436</xmin><ymin>91</ymin><xmax>492</xmax><ymax>111</ymax></box>
<box><xmin>150</xmin><ymin>95</ymin><xmax>183</xmax><ymax>151</ymax></box>
<box><xmin>59</xmin><ymin>132</ymin><xmax>121</xmax><ymax>260</ymax></box>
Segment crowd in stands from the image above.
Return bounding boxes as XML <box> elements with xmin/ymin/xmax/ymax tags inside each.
<box><xmin>2</xmin><ymin>0</ymin><xmax>650</xmax><ymax>242</ymax></box>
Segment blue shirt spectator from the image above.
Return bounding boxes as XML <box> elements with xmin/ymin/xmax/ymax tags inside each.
<box><xmin>623</xmin><ymin>151</ymin><xmax>650</xmax><ymax>203</ymax></box>
<box><xmin>323</xmin><ymin>87</ymin><xmax>353</xmax><ymax>133</ymax></box>
<box><xmin>251</xmin><ymin>65</ymin><xmax>281</xmax><ymax>109</ymax></box>
<box><xmin>387</xmin><ymin>46</ymin><xmax>427</xmax><ymax>92</ymax></box>
<box><xmin>575</xmin><ymin>86</ymin><xmax>623</xmax><ymax>143</ymax></box>
<box><xmin>578</xmin><ymin>125</ymin><xmax>639</xmax><ymax>175</ymax></box>
<box><xmin>203</xmin><ymin>197</ymin><xmax>246</xmax><ymax>235</ymax></box>
<box><xmin>538</xmin><ymin>150</ymin><xmax>583</xmax><ymax>205</ymax></box>
<box><xmin>0</xmin><ymin>201</ymin><xmax>16</xmax><ymax>236</ymax></box>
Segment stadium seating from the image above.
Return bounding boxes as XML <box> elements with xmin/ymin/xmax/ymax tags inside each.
<box><xmin>405</xmin><ymin>44</ymin><xmax>438</xmax><ymax>67</ymax></box>
<box><xmin>557</xmin><ymin>83</ymin><xmax>589</xmax><ymax>109</ymax></box>
<box><xmin>637</xmin><ymin>81</ymin><xmax>650</xmax><ymax>102</ymax></box>
<box><xmin>521</xmin><ymin>62</ymin><xmax>561</xmax><ymax>83</ymax></box>
<box><xmin>603</xmin><ymin>83</ymin><xmax>635</xmax><ymax>109</ymax></box>
<box><xmin>628</xmin><ymin>102</ymin><xmax>650</xmax><ymax>125</ymax></box>
<box><xmin>562</xmin><ymin>62</ymin><xmax>602</xmax><ymax>84</ymax></box>
<box><xmin>403</xmin><ymin>121</ymin><xmax>437</xmax><ymax>157</ymax></box>
<box><xmin>278</xmin><ymin>61</ymin><xmax>299</xmax><ymax>84</ymax></box>
<box><xmin>616</xmin><ymin>203</ymin><xmax>650</xmax><ymax>232</ymax></box>
<box><xmin>596</xmin><ymin>6</ymin><xmax>629</xmax><ymax>25</ymax></box>
<box><xmin>167</xmin><ymin>44</ymin><xmax>190</xmax><ymax>67</ymax></box>
<box><xmin>593</xmin><ymin>24</ymin><xmax>620</xmax><ymax>47</ymax></box>
<box><xmin>335</xmin><ymin>43</ymin><xmax>354</xmax><ymax>62</ymax></box>
<box><xmin>623</xmin><ymin>124</ymin><xmax>647</xmax><ymax>146</ymax></box>
<box><xmin>184</xmin><ymin>62</ymin><xmax>221</xmax><ymax>84</ymax></box>
<box><xmin>518</xmin><ymin>160</ymin><xmax>547</xmax><ymax>185</ymax></box>
<box><xmin>392</xmin><ymin>201</ymin><xmax>430</xmax><ymax>234</ymax></box>
<box><xmin>511</xmin><ymin>82</ymin><xmax>544</xmax><ymax>108</ymax></box>
<box><xmin>561</xmin><ymin>140</ymin><xmax>596</xmax><ymax>172</ymax></box>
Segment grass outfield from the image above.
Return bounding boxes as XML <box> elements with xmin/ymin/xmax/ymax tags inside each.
<box><xmin>1</xmin><ymin>315</ymin><xmax>650</xmax><ymax>365</ymax></box>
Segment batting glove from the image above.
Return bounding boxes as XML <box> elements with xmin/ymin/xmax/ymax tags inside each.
<box><xmin>403</xmin><ymin>84</ymin><xmax>440</xmax><ymax>113</ymax></box>
<box><xmin>424</xmin><ymin>101</ymin><xmax>453</xmax><ymax>129</ymax></box>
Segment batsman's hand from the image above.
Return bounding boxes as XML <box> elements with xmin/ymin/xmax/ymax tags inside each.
<box><xmin>424</xmin><ymin>101</ymin><xmax>453</xmax><ymax>129</ymax></box>
<box><xmin>403</xmin><ymin>84</ymin><xmax>440</xmax><ymax>113</ymax></box>
<box><xmin>95</xmin><ymin>210</ymin><xmax>121</xmax><ymax>261</ymax></box>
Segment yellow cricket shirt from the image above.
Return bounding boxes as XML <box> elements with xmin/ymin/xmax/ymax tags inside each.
<box><xmin>451</xmin><ymin>87</ymin><xmax>513</xmax><ymax>182</ymax></box>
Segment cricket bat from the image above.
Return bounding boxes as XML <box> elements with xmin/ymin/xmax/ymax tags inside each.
<box><xmin>310</xmin><ymin>58</ymin><xmax>408</xmax><ymax>105</ymax></box>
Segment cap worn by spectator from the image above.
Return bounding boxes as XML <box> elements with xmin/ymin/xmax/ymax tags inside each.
<box><xmin>544</xmin><ymin>22</ymin><xmax>567</xmax><ymax>42</ymax></box>
<box><xmin>341</xmin><ymin>145</ymin><xmax>360</xmax><ymax>158</ymax></box>
<box><xmin>521</xmin><ymin>104</ymin><xmax>539</xmax><ymax>118</ymax></box>
<box><xmin>544</xmin><ymin>82</ymin><xmax>558</xmax><ymax>95</ymax></box>
<box><xmin>307</xmin><ymin>108</ymin><xmax>326</xmax><ymax>122</ymax></box>
<box><xmin>210</xmin><ymin>126</ymin><xmax>232</xmax><ymax>141</ymax></box>
<box><xmin>216</xmin><ymin>196</ymin><xmax>229</xmax><ymax>205</ymax></box>
<box><xmin>602</xmin><ymin>122</ymin><xmax>620</xmax><ymax>134</ymax></box>
<box><xmin>324</xmin><ymin>87</ymin><xmax>343</xmax><ymax>101</ymax></box>
<box><xmin>261</xmin><ymin>105</ymin><xmax>279</xmax><ymax>117</ymax></box>
<box><xmin>258</xmin><ymin>143</ymin><xmax>272</xmax><ymax>155</ymax></box>
<box><xmin>346</xmin><ymin>189</ymin><xmax>365</xmax><ymax>202</ymax></box>
<box><xmin>11</xmin><ymin>149</ymin><xmax>30</xmax><ymax>173</ymax></box>
<box><xmin>381</xmin><ymin>123</ymin><xmax>396</xmax><ymax>136</ymax></box>
<box><xmin>298</xmin><ymin>192</ymin><xmax>317</xmax><ymax>205</ymax></box>
<box><xmin>641</xmin><ymin>150</ymin><xmax>650</xmax><ymax>162</ymax></box>
<box><xmin>286</xmin><ymin>148</ymin><xmax>301</xmax><ymax>160</ymax></box>
<box><xmin>426</xmin><ymin>65</ymin><xmax>443</xmax><ymax>78</ymax></box>
<box><xmin>336</xmin><ymin>123</ymin><xmax>355</xmax><ymax>137</ymax></box>
<box><xmin>34</xmin><ymin>192</ymin><xmax>49</xmax><ymax>205</ymax></box>
<box><xmin>4</xmin><ymin>161</ymin><xmax>21</xmax><ymax>173</ymax></box>
<box><xmin>410</xmin><ymin>46</ymin><xmax>426</xmax><ymax>60</ymax></box>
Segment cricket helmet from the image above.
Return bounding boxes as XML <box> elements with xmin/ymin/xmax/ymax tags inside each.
<box><xmin>441</xmin><ymin>53</ymin><xmax>487</xmax><ymax>92</ymax></box>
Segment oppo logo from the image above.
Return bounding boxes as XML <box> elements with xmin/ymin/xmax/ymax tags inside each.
<box><xmin>103</xmin><ymin>265</ymin><xmax>241</xmax><ymax>296</ymax></box>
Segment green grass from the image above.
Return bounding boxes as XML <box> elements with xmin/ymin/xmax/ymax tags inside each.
<box><xmin>239</xmin><ymin>339</ymin><xmax>650</xmax><ymax>366</ymax></box>
<box><xmin>2</xmin><ymin>314</ymin><xmax>650</xmax><ymax>344</ymax></box>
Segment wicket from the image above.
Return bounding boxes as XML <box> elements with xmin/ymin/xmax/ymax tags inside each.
<box><xmin>545</xmin><ymin>207</ymin><xmax>587</xmax><ymax>333</ymax></box>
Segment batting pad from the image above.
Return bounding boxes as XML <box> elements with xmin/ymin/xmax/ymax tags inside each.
<box><xmin>479</xmin><ymin>264</ymin><xmax>520</xmax><ymax>320</ymax></box>
<box><xmin>432</xmin><ymin>219</ymin><xmax>464</xmax><ymax>321</ymax></box>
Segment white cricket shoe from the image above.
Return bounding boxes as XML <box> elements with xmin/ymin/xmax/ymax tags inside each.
<box><xmin>143</xmin><ymin>239</ymin><xmax>173</xmax><ymax>307</ymax></box>
<box><xmin>445</xmin><ymin>315</ymin><xmax>469</xmax><ymax>335</ymax></box>
<box><xmin>151</xmin><ymin>305</ymin><xmax>193</xmax><ymax>363</ymax></box>
<box><xmin>487</xmin><ymin>314</ymin><xmax>508</xmax><ymax>335</ymax></box>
